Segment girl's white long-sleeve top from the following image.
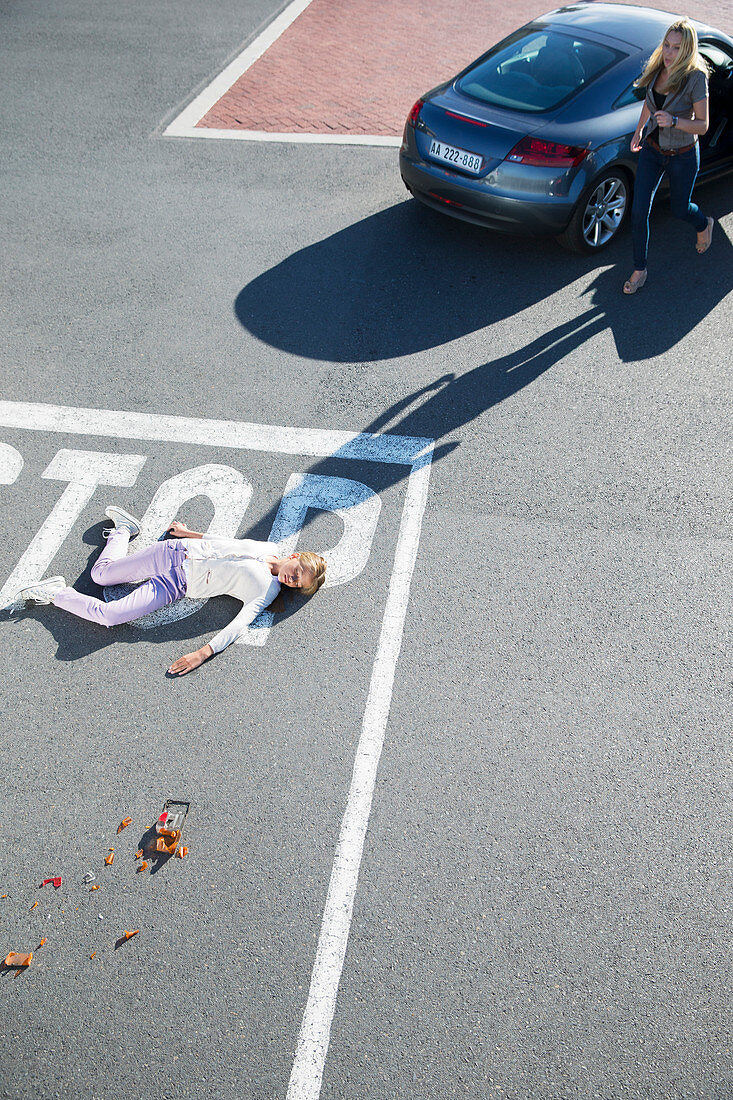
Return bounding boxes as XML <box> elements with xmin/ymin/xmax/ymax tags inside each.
<box><xmin>181</xmin><ymin>536</ymin><xmax>280</xmax><ymax>654</ymax></box>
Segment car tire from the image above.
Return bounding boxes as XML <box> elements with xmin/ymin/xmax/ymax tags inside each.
<box><xmin>558</xmin><ymin>169</ymin><xmax>631</xmax><ymax>253</ymax></box>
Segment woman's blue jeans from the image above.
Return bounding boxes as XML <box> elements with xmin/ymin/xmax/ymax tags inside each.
<box><xmin>631</xmin><ymin>141</ymin><xmax>707</xmax><ymax>270</ymax></box>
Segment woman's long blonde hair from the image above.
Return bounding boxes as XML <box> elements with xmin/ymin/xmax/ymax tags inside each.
<box><xmin>635</xmin><ymin>19</ymin><xmax>708</xmax><ymax>93</ymax></box>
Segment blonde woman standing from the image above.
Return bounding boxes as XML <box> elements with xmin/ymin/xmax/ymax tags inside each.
<box><xmin>624</xmin><ymin>18</ymin><xmax>713</xmax><ymax>294</ymax></box>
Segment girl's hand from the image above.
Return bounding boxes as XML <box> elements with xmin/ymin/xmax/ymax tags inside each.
<box><xmin>168</xmin><ymin>645</ymin><xmax>212</xmax><ymax>676</ymax></box>
<box><xmin>630</xmin><ymin>133</ymin><xmax>643</xmax><ymax>152</ymax></box>
<box><xmin>654</xmin><ymin>110</ymin><xmax>674</xmax><ymax>128</ymax></box>
<box><xmin>167</xmin><ymin>520</ymin><xmax>188</xmax><ymax>538</ymax></box>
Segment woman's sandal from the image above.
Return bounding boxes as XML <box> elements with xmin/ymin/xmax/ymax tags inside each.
<box><xmin>696</xmin><ymin>216</ymin><xmax>714</xmax><ymax>254</ymax></box>
<box><xmin>623</xmin><ymin>269</ymin><xmax>648</xmax><ymax>295</ymax></box>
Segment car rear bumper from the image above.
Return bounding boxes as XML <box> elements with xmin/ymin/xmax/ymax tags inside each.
<box><xmin>399</xmin><ymin>150</ymin><xmax>578</xmax><ymax>236</ymax></box>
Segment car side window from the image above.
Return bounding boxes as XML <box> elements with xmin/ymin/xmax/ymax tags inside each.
<box><xmin>613</xmin><ymin>82</ymin><xmax>645</xmax><ymax>109</ymax></box>
<box><xmin>698</xmin><ymin>42</ymin><xmax>733</xmax><ymax>79</ymax></box>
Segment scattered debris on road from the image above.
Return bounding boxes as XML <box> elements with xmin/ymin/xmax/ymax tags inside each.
<box><xmin>4</xmin><ymin>951</ymin><xmax>33</xmax><ymax>968</ymax></box>
<box><xmin>1</xmin><ymin>800</ymin><xmax>191</xmax><ymax>972</ymax></box>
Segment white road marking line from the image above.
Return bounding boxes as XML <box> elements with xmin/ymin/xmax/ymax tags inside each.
<box><xmin>286</xmin><ymin>448</ymin><xmax>432</xmax><ymax>1099</ymax></box>
<box><xmin>166</xmin><ymin>127</ymin><xmax>402</xmax><ymax>147</ymax></box>
<box><xmin>162</xmin><ymin>0</ymin><xmax>402</xmax><ymax>147</ymax></box>
<box><xmin>0</xmin><ymin>399</ymin><xmax>433</xmax><ymax>1098</ymax></box>
<box><xmin>0</xmin><ymin>401</ymin><xmax>431</xmax><ymax>465</ymax></box>
<box><xmin>165</xmin><ymin>0</ymin><xmax>316</xmax><ymax>136</ymax></box>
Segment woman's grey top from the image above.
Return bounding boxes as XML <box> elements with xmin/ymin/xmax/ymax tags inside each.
<box><xmin>642</xmin><ymin>67</ymin><xmax>708</xmax><ymax>150</ymax></box>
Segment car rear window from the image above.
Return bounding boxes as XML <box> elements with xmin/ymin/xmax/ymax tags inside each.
<box><xmin>457</xmin><ymin>28</ymin><xmax>622</xmax><ymax>113</ymax></box>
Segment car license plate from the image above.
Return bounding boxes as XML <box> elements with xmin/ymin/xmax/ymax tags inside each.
<box><xmin>428</xmin><ymin>140</ymin><xmax>483</xmax><ymax>175</ymax></box>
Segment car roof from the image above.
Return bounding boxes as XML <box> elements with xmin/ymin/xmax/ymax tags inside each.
<box><xmin>537</xmin><ymin>3</ymin><xmax>716</xmax><ymax>49</ymax></box>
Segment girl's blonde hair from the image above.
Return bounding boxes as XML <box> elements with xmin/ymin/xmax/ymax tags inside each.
<box><xmin>635</xmin><ymin>19</ymin><xmax>708</xmax><ymax>93</ymax></box>
<box><xmin>297</xmin><ymin>551</ymin><xmax>327</xmax><ymax>597</ymax></box>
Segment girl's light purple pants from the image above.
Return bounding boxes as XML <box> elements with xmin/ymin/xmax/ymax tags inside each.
<box><xmin>52</xmin><ymin>532</ymin><xmax>188</xmax><ymax>628</ymax></box>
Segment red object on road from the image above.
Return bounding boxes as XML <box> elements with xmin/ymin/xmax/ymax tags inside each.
<box><xmin>41</xmin><ymin>877</ymin><xmax>63</xmax><ymax>889</ymax></box>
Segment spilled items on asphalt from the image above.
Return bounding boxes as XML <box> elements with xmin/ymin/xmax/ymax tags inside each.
<box><xmin>3</xmin><ymin>951</ymin><xmax>33</xmax><ymax>968</ymax></box>
<box><xmin>1</xmin><ymin>799</ymin><xmax>191</xmax><ymax>971</ymax></box>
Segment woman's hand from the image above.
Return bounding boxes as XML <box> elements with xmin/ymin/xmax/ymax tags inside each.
<box><xmin>654</xmin><ymin>110</ymin><xmax>674</xmax><ymax>128</ymax></box>
<box><xmin>632</xmin><ymin>102</ymin><xmax>650</xmax><ymax>153</ymax></box>
<box><xmin>168</xmin><ymin>644</ymin><xmax>213</xmax><ymax>676</ymax></box>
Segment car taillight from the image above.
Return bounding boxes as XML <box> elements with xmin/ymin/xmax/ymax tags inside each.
<box><xmin>506</xmin><ymin>136</ymin><xmax>588</xmax><ymax>167</ymax></box>
<box><xmin>406</xmin><ymin>99</ymin><xmax>424</xmax><ymax>127</ymax></box>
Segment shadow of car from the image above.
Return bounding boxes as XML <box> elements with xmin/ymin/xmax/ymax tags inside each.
<box><xmin>399</xmin><ymin>2</ymin><xmax>733</xmax><ymax>252</ymax></box>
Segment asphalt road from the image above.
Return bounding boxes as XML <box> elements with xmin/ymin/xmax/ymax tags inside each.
<box><xmin>1</xmin><ymin>2</ymin><xmax>731</xmax><ymax>1099</ymax></box>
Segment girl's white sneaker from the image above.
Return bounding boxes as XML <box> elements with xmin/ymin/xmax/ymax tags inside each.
<box><xmin>17</xmin><ymin>576</ymin><xmax>67</xmax><ymax>604</ymax></box>
<box><xmin>103</xmin><ymin>506</ymin><xmax>141</xmax><ymax>539</ymax></box>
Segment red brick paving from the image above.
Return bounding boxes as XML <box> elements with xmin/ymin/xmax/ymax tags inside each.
<box><xmin>196</xmin><ymin>0</ymin><xmax>733</xmax><ymax>137</ymax></box>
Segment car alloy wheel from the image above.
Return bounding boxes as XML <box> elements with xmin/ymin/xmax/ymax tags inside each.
<box><xmin>582</xmin><ymin>174</ymin><xmax>628</xmax><ymax>248</ymax></box>
<box><xmin>559</xmin><ymin>169</ymin><xmax>630</xmax><ymax>253</ymax></box>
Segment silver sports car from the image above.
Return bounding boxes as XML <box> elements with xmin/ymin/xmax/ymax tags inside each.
<box><xmin>399</xmin><ymin>3</ymin><xmax>733</xmax><ymax>251</ymax></box>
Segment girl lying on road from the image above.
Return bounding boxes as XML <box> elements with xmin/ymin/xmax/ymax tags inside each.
<box><xmin>13</xmin><ymin>506</ymin><xmax>327</xmax><ymax>675</ymax></box>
